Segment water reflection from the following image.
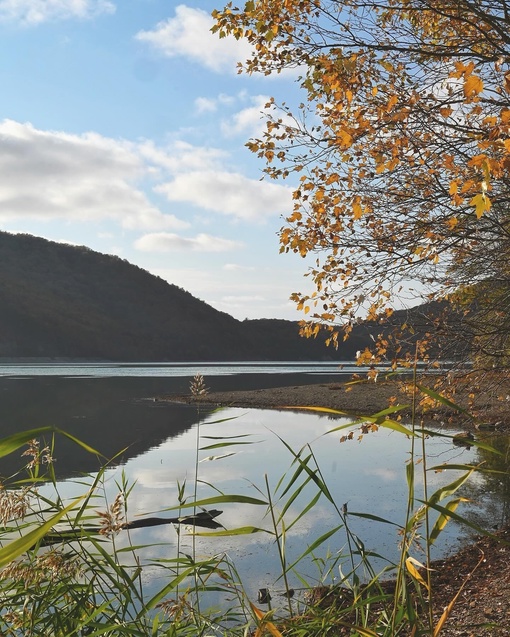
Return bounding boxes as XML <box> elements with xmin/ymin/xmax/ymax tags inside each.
<box><xmin>49</xmin><ymin>406</ymin><xmax>490</xmax><ymax>604</ymax></box>
<box><xmin>0</xmin><ymin>372</ymin><xmax>507</xmax><ymax>611</ymax></box>
<box><xmin>0</xmin><ymin>371</ymin><xmax>349</xmax><ymax>477</ymax></box>
<box><xmin>0</xmin><ymin>376</ymin><xmax>202</xmax><ymax>477</ymax></box>
<box><xmin>460</xmin><ymin>432</ymin><xmax>510</xmax><ymax>531</ymax></box>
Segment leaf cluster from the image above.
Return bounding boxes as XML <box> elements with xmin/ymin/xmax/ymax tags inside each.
<box><xmin>213</xmin><ymin>0</ymin><xmax>510</xmax><ymax>366</ymax></box>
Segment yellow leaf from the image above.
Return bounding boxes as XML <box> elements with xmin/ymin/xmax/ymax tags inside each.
<box><xmin>449</xmin><ymin>181</ymin><xmax>458</xmax><ymax>195</ymax></box>
<box><xmin>405</xmin><ymin>557</ymin><xmax>430</xmax><ymax>592</ymax></box>
<box><xmin>288</xmin><ymin>210</ymin><xmax>302</xmax><ymax>222</ymax></box>
<box><xmin>352</xmin><ymin>200</ymin><xmax>364</xmax><ymax>220</ymax></box>
<box><xmin>470</xmin><ymin>192</ymin><xmax>491</xmax><ymax>218</ymax></box>
<box><xmin>337</xmin><ymin>129</ymin><xmax>353</xmax><ymax>148</ymax></box>
<box><xmin>464</xmin><ymin>74</ymin><xmax>484</xmax><ymax>98</ymax></box>
<box><xmin>446</xmin><ymin>217</ymin><xmax>458</xmax><ymax>229</ymax></box>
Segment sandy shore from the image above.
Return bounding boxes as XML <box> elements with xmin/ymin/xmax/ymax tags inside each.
<box><xmin>165</xmin><ymin>375</ymin><xmax>510</xmax><ymax>431</ymax></box>
<box><xmin>167</xmin><ymin>379</ymin><xmax>407</xmax><ymax>414</ymax></box>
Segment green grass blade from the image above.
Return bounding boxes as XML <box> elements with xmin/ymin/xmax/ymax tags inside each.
<box><xmin>429</xmin><ymin>498</ymin><xmax>466</xmax><ymax>545</ymax></box>
<box><xmin>284</xmin><ymin>406</ymin><xmax>347</xmax><ymax>415</ymax></box>
<box><xmin>0</xmin><ymin>427</ymin><xmax>55</xmax><ymax>458</ymax></box>
<box><xmin>277</xmin><ymin>452</ymin><xmax>314</xmax><ymax>499</ymax></box>
<box><xmin>200</xmin><ymin>434</ymin><xmax>253</xmax><ymax>440</ymax></box>
<box><xmin>347</xmin><ymin>511</ymin><xmax>402</xmax><ymax>528</ymax></box>
<box><xmin>279</xmin><ymin>483</ymin><xmax>320</xmax><ymax>525</ymax></box>
<box><xmin>193</xmin><ymin>526</ymin><xmax>272</xmax><ymax>536</ymax></box>
<box><xmin>285</xmin><ymin>524</ymin><xmax>343</xmax><ymax>572</ymax></box>
<box><xmin>284</xmin><ymin>491</ymin><xmax>322</xmax><ymax>532</ymax></box>
<box><xmin>55</xmin><ymin>428</ymin><xmax>107</xmax><ymax>457</ymax></box>
<box><xmin>199</xmin><ymin>441</ymin><xmax>260</xmax><ymax>450</ymax></box>
<box><xmin>423</xmin><ymin>501</ymin><xmax>505</xmax><ymax>542</ymax></box>
<box><xmin>428</xmin><ymin>468</ymin><xmax>474</xmax><ymax>505</ymax></box>
<box><xmin>417</xmin><ymin>385</ymin><xmax>471</xmax><ymax>415</ymax></box>
<box><xmin>158</xmin><ymin>494</ymin><xmax>268</xmax><ymax>512</ymax></box>
<box><xmin>276</xmin><ymin>437</ymin><xmax>336</xmax><ymax>505</ymax></box>
<box><xmin>143</xmin><ymin>564</ymin><xmax>207</xmax><ymax>611</ymax></box>
<box><xmin>352</xmin><ymin>404</ymin><xmax>411</xmax><ymax>421</ymax></box>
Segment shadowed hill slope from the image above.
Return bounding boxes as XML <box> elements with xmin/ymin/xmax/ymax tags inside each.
<box><xmin>0</xmin><ymin>232</ymin><xmax>458</xmax><ymax>361</ymax></box>
<box><xmin>0</xmin><ymin>232</ymin><xmax>347</xmax><ymax>360</ymax></box>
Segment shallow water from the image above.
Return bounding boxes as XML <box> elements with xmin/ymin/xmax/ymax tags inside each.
<box><xmin>0</xmin><ymin>363</ymin><xmax>506</xmax><ymax>613</ymax></box>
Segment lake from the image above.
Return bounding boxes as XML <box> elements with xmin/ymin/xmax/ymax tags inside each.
<box><xmin>0</xmin><ymin>362</ymin><xmax>506</xmax><ymax>611</ymax></box>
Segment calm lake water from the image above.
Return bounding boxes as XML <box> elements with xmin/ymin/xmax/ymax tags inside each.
<box><xmin>0</xmin><ymin>362</ymin><xmax>507</xmax><ymax>609</ymax></box>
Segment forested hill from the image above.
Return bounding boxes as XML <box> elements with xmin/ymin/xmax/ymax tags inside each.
<box><xmin>0</xmin><ymin>232</ymin><xmax>452</xmax><ymax>361</ymax></box>
<box><xmin>0</xmin><ymin>232</ymin><xmax>351</xmax><ymax>360</ymax></box>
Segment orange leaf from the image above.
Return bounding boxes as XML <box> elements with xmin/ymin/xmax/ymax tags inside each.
<box><xmin>352</xmin><ymin>200</ymin><xmax>364</xmax><ymax>220</ymax></box>
<box><xmin>504</xmin><ymin>71</ymin><xmax>510</xmax><ymax>94</ymax></box>
<box><xmin>464</xmin><ymin>74</ymin><xmax>483</xmax><ymax>98</ymax></box>
<box><xmin>251</xmin><ymin>603</ymin><xmax>284</xmax><ymax>637</ymax></box>
<box><xmin>387</xmin><ymin>94</ymin><xmax>398</xmax><ymax>111</ymax></box>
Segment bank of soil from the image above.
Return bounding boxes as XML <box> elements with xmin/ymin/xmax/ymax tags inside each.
<box><xmin>167</xmin><ymin>375</ymin><xmax>510</xmax><ymax>431</ymax></box>
<box><xmin>165</xmin><ymin>377</ymin><xmax>510</xmax><ymax>635</ymax></box>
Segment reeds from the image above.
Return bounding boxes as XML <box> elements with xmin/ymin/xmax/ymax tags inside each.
<box><xmin>0</xmin><ymin>377</ymin><xmax>506</xmax><ymax>636</ymax></box>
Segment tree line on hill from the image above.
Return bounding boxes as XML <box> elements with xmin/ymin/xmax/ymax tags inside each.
<box><xmin>0</xmin><ymin>232</ymin><xmax>458</xmax><ymax>362</ymax></box>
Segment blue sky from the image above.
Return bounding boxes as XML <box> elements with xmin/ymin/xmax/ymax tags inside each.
<box><xmin>0</xmin><ymin>0</ymin><xmax>315</xmax><ymax>321</ymax></box>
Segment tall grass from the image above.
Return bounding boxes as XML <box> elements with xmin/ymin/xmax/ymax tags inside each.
<box><xmin>0</xmin><ymin>376</ymin><xmax>507</xmax><ymax>636</ymax></box>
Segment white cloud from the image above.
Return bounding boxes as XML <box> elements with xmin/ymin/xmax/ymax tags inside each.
<box><xmin>194</xmin><ymin>97</ymin><xmax>217</xmax><ymax>114</ymax></box>
<box><xmin>138</xmin><ymin>139</ymin><xmax>228</xmax><ymax>175</ymax></box>
<box><xmin>134</xmin><ymin>232</ymin><xmax>243</xmax><ymax>253</ymax></box>
<box><xmin>223</xmin><ymin>263</ymin><xmax>256</xmax><ymax>272</ymax></box>
<box><xmin>0</xmin><ymin>119</ymin><xmax>187</xmax><ymax>231</ymax></box>
<box><xmin>194</xmin><ymin>93</ymin><xmax>235</xmax><ymax>115</ymax></box>
<box><xmin>221</xmin><ymin>95</ymin><xmax>270</xmax><ymax>138</ymax></box>
<box><xmin>0</xmin><ymin>0</ymin><xmax>115</xmax><ymax>25</ymax></box>
<box><xmin>156</xmin><ymin>170</ymin><xmax>292</xmax><ymax>221</ymax></box>
<box><xmin>135</xmin><ymin>4</ymin><xmax>253</xmax><ymax>74</ymax></box>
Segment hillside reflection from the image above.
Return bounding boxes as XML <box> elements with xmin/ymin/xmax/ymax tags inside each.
<box><xmin>0</xmin><ymin>371</ymin><xmax>344</xmax><ymax>478</ymax></box>
<box><xmin>0</xmin><ymin>376</ymin><xmax>204</xmax><ymax>478</ymax></box>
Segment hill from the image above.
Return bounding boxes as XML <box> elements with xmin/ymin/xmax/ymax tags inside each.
<box><xmin>0</xmin><ymin>232</ymin><xmax>342</xmax><ymax>360</ymax></box>
<box><xmin>0</xmin><ymin>232</ymin><xmax>457</xmax><ymax>361</ymax></box>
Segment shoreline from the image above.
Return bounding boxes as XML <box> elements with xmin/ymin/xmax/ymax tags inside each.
<box><xmin>164</xmin><ymin>377</ymin><xmax>510</xmax><ymax>634</ymax></box>
<box><xmin>164</xmin><ymin>377</ymin><xmax>510</xmax><ymax>431</ymax></box>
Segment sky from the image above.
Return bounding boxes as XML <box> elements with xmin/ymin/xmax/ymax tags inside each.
<box><xmin>0</xmin><ymin>0</ymin><xmax>315</xmax><ymax>321</ymax></box>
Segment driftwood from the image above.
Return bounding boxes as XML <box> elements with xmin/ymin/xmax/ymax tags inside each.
<box><xmin>40</xmin><ymin>509</ymin><xmax>223</xmax><ymax>546</ymax></box>
<box><xmin>121</xmin><ymin>509</ymin><xmax>223</xmax><ymax>530</ymax></box>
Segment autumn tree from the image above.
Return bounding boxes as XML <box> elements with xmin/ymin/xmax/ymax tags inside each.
<box><xmin>213</xmin><ymin>0</ymin><xmax>510</xmax><ymax>366</ymax></box>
